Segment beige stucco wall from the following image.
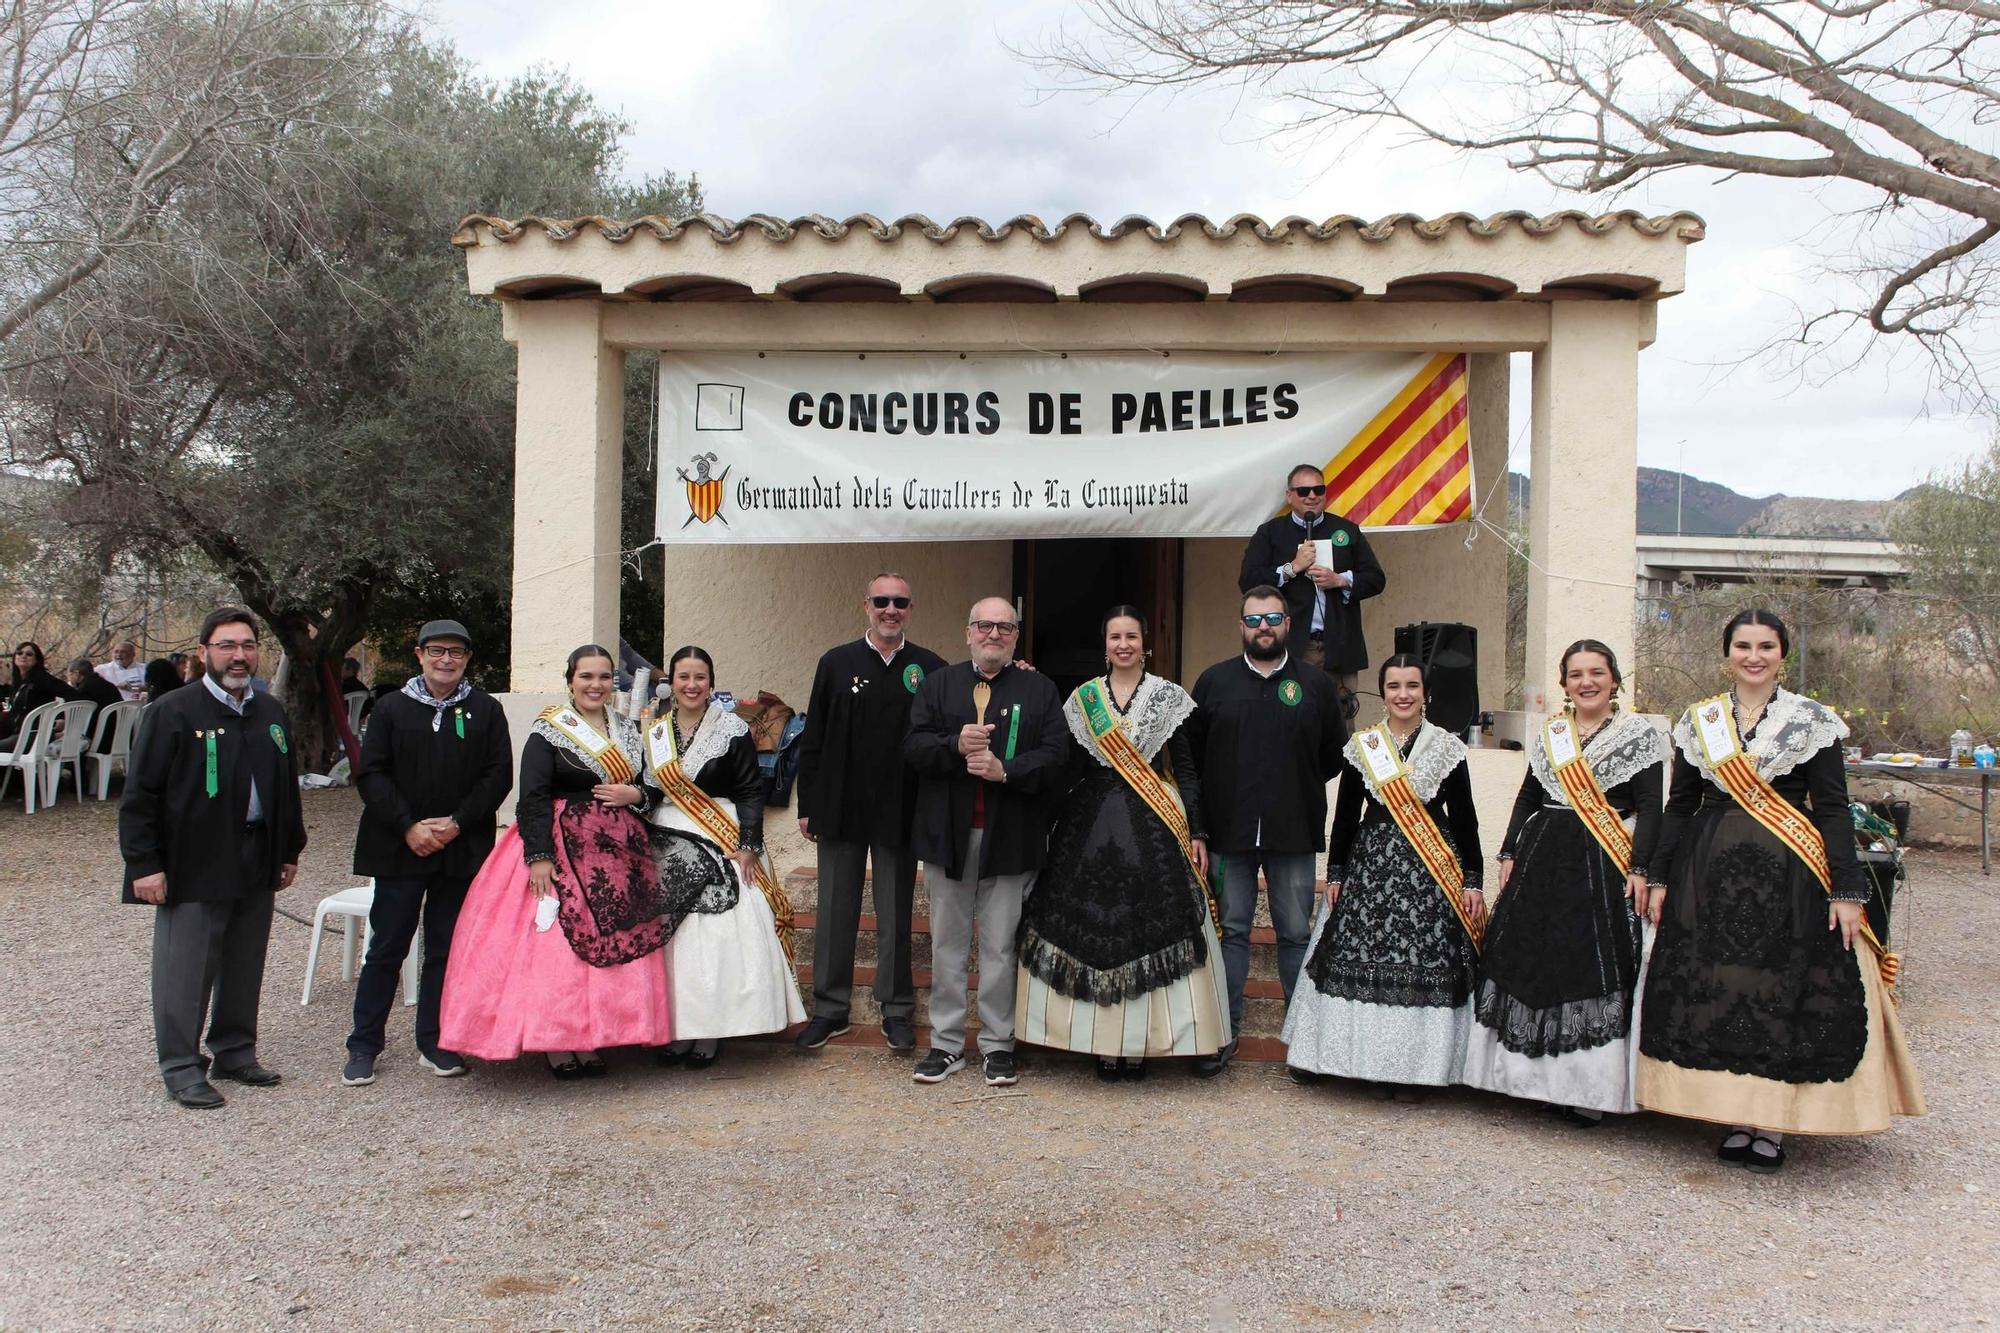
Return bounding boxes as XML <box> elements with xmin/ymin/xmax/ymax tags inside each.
<box><xmin>658</xmin><ymin>540</ymin><xmax>1013</xmax><ymax>709</ymax></box>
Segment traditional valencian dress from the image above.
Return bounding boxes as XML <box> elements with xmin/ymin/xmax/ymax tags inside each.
<box><xmin>643</xmin><ymin>702</ymin><xmax>804</xmax><ymax>1041</ymax></box>
<box><xmin>1284</xmin><ymin>720</ymin><xmax>1482</xmax><ymax>1085</ymax></box>
<box><xmin>441</xmin><ymin>706</ymin><xmax>674</xmax><ymax>1058</ymax></box>
<box><xmin>1639</xmin><ymin>688</ymin><xmax>1924</xmax><ymax>1133</ymax></box>
<box><xmin>1015</xmin><ymin>675</ymin><xmax>1230</xmax><ymax>1059</ymax></box>
<box><xmin>1461</xmin><ymin>710</ymin><xmax>1664</xmax><ymax>1114</ymax></box>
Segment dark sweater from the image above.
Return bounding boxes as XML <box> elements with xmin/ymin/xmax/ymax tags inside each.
<box><xmin>904</xmin><ymin>661</ymin><xmax>1067</xmax><ymax>880</ymax></box>
<box><xmin>794</xmin><ymin>637</ymin><xmax>947</xmax><ymax>845</ymax></box>
<box><xmin>352</xmin><ymin>687</ymin><xmax>514</xmax><ymax>879</ymax></box>
<box><xmin>1188</xmin><ymin>655</ymin><xmax>1348</xmax><ymax>853</ymax></box>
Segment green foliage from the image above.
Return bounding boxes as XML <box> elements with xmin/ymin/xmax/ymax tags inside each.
<box><xmin>1889</xmin><ymin>439</ymin><xmax>2000</xmax><ymax>681</ymax></box>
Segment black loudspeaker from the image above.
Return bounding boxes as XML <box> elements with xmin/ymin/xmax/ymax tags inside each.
<box><xmin>1392</xmin><ymin>622</ymin><xmax>1479</xmax><ymax>736</ymax></box>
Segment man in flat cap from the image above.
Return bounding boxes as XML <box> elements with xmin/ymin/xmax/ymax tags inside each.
<box><xmin>342</xmin><ymin>619</ymin><xmax>513</xmax><ymax>1086</ymax></box>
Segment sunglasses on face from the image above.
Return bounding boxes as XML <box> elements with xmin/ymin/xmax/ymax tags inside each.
<box><xmin>1291</xmin><ymin>484</ymin><xmax>1327</xmax><ymax>498</ymax></box>
<box><xmin>1241</xmin><ymin>613</ymin><xmax>1286</xmax><ymax>628</ymax></box>
<box><xmin>869</xmin><ymin>596</ymin><xmax>913</xmax><ymax>609</ymax></box>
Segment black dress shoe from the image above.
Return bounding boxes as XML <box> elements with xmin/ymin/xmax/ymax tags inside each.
<box><xmin>169</xmin><ymin>1081</ymin><xmax>226</xmax><ymax>1109</ymax></box>
<box><xmin>212</xmin><ymin>1063</ymin><xmax>281</xmax><ymax>1087</ymax></box>
<box><xmin>1287</xmin><ymin>1066</ymin><xmax>1321</xmax><ymax>1087</ymax></box>
<box><xmin>1121</xmin><ymin>1059</ymin><xmax>1148</xmax><ymax>1082</ymax></box>
<box><xmin>795</xmin><ymin>1017</ymin><xmax>851</xmax><ymax>1050</ymax></box>
<box><xmin>1096</xmin><ymin>1058</ymin><xmax>1123</xmax><ymax>1083</ymax></box>
<box><xmin>684</xmin><ymin>1045</ymin><xmax>719</xmax><ymax>1071</ymax></box>
<box><xmin>1192</xmin><ymin>1038</ymin><xmax>1238</xmax><ymax>1080</ymax></box>
<box><xmin>1717</xmin><ymin>1129</ymin><xmax>1754</xmax><ymax>1164</ymax></box>
<box><xmin>882</xmin><ymin>1018</ymin><xmax>917</xmax><ymax>1053</ymax></box>
<box><xmin>1744</xmin><ymin>1134</ymin><xmax>1787</xmax><ymax>1174</ymax></box>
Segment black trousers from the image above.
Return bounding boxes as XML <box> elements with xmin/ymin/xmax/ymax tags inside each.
<box><xmin>812</xmin><ymin>838</ymin><xmax>916</xmax><ymax>1023</ymax></box>
<box><xmin>346</xmin><ymin>872</ymin><xmax>471</xmax><ymax>1059</ymax></box>
<box><xmin>150</xmin><ymin>829</ymin><xmax>275</xmax><ymax>1091</ymax></box>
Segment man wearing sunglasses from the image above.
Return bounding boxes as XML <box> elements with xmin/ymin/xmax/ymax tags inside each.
<box><xmin>341</xmin><ymin>619</ymin><xmax>514</xmax><ymax>1087</ymax></box>
<box><xmin>902</xmin><ymin>597</ymin><xmax>1066</xmax><ymax>1087</ymax></box>
<box><xmin>1187</xmin><ymin>588</ymin><xmax>1349</xmax><ymax>1076</ymax></box>
<box><xmin>1237</xmin><ymin>462</ymin><xmax>1386</xmax><ymax>698</ymax></box>
<box><xmin>793</xmin><ymin>574</ymin><xmax>947</xmax><ymax>1054</ymax></box>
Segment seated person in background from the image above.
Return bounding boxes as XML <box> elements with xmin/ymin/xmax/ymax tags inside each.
<box><xmin>3</xmin><ymin>642</ymin><xmax>80</xmax><ymax>743</ymax></box>
<box><xmin>96</xmin><ymin>640</ymin><xmax>147</xmax><ymax>701</ymax></box>
<box><xmin>143</xmin><ymin>658</ymin><xmax>183</xmax><ymax>703</ymax></box>
<box><xmin>67</xmin><ymin>657</ymin><xmax>124</xmax><ymax>751</ymax></box>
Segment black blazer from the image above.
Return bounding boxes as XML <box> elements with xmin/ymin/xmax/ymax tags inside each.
<box><xmin>1188</xmin><ymin>655</ymin><xmax>1348</xmax><ymax>854</ymax></box>
<box><xmin>903</xmin><ymin>661</ymin><xmax>1066</xmax><ymax>880</ymax></box>
<box><xmin>1238</xmin><ymin>511</ymin><xmax>1386</xmax><ymax>673</ymax></box>
<box><xmin>1</xmin><ymin>667</ymin><xmax>80</xmax><ymax>740</ymax></box>
<box><xmin>119</xmin><ymin>682</ymin><xmax>307</xmax><ymax>904</ymax></box>
<box><xmin>352</xmin><ymin>688</ymin><xmax>514</xmax><ymax>879</ymax></box>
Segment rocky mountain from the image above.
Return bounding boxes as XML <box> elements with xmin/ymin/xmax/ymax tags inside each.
<box><xmin>1507</xmin><ymin>469</ymin><xmax>1901</xmax><ymax>538</ymax></box>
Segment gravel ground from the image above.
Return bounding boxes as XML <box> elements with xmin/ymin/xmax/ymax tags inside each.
<box><xmin>0</xmin><ymin>786</ymin><xmax>1993</xmax><ymax>1332</ymax></box>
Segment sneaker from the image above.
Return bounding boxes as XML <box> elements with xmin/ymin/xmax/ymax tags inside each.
<box><xmin>341</xmin><ymin>1053</ymin><xmax>376</xmax><ymax>1087</ymax></box>
<box><xmin>795</xmin><ymin>1017</ymin><xmax>851</xmax><ymax>1050</ymax></box>
<box><xmin>982</xmin><ymin>1050</ymin><xmax>1018</xmax><ymax>1087</ymax></box>
<box><xmin>912</xmin><ymin>1048</ymin><xmax>965</xmax><ymax>1084</ymax></box>
<box><xmin>418</xmin><ymin>1049</ymin><xmax>469</xmax><ymax>1078</ymax></box>
<box><xmin>882</xmin><ymin>1017</ymin><xmax>917</xmax><ymax>1052</ymax></box>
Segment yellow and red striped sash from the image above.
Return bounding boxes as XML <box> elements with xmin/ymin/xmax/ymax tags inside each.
<box><xmin>539</xmin><ymin>705</ymin><xmax>636</xmax><ymax>785</ymax></box>
<box><xmin>647</xmin><ymin>718</ymin><xmax>796</xmax><ymax>966</ymax></box>
<box><xmin>1353</xmin><ymin>725</ymin><xmax>1482</xmax><ymax>951</ymax></box>
<box><xmin>1544</xmin><ymin>716</ymin><xmax>1634</xmax><ymax>875</ymax></box>
<box><xmin>1074</xmin><ymin>680</ymin><xmax>1217</xmax><ymax>927</ymax></box>
<box><xmin>1688</xmin><ymin>695</ymin><xmax>1898</xmax><ymax>994</ymax></box>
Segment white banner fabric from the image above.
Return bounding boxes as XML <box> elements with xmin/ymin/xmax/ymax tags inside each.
<box><xmin>655</xmin><ymin>352</ymin><xmax>1452</xmax><ymax>544</ymax></box>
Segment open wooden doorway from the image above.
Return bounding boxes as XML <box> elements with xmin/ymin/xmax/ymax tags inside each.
<box><xmin>1014</xmin><ymin>538</ymin><xmax>1183</xmax><ymax>698</ymax></box>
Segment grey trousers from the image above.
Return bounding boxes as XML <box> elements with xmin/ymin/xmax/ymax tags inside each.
<box><xmin>812</xmin><ymin>837</ymin><xmax>916</xmax><ymax>1024</ymax></box>
<box><xmin>923</xmin><ymin>829</ymin><xmax>1030</xmax><ymax>1057</ymax></box>
<box><xmin>151</xmin><ymin>892</ymin><xmax>274</xmax><ymax>1091</ymax></box>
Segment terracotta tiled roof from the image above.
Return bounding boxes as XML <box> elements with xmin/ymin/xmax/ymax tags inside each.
<box><xmin>452</xmin><ymin>209</ymin><xmax>1705</xmax><ymax>248</ymax></box>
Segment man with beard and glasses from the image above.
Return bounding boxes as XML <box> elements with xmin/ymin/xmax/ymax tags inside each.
<box><xmin>1187</xmin><ymin>587</ymin><xmax>1348</xmax><ymax>1077</ymax></box>
<box><xmin>793</xmin><ymin>573</ymin><xmax>946</xmax><ymax>1054</ymax></box>
<box><xmin>903</xmin><ymin>597</ymin><xmax>1066</xmax><ymax>1088</ymax></box>
<box><xmin>342</xmin><ymin>619</ymin><xmax>514</xmax><ymax>1087</ymax></box>
<box><xmin>120</xmin><ymin>607</ymin><xmax>305</xmax><ymax>1109</ymax></box>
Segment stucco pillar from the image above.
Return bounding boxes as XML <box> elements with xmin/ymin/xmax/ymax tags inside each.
<box><xmin>1525</xmin><ymin>303</ymin><xmax>1641</xmax><ymax>708</ymax></box>
<box><xmin>505</xmin><ymin>301</ymin><xmax>625</xmax><ymax>690</ymax></box>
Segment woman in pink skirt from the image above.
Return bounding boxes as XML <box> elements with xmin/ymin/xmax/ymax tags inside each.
<box><xmin>440</xmin><ymin>644</ymin><xmax>673</xmax><ymax>1076</ymax></box>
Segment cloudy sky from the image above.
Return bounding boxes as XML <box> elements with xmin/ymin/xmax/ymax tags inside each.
<box><xmin>432</xmin><ymin>0</ymin><xmax>1990</xmax><ymax>502</ymax></box>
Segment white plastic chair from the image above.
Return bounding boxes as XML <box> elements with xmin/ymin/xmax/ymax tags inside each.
<box><xmin>0</xmin><ymin>702</ymin><xmax>61</xmax><ymax>813</ymax></box>
<box><xmin>301</xmin><ymin>878</ymin><xmax>420</xmax><ymax>1007</ymax></box>
<box><xmin>85</xmin><ymin>700</ymin><xmax>144</xmax><ymax>799</ymax></box>
<box><xmin>345</xmin><ymin>691</ymin><xmax>366</xmax><ymax>736</ymax></box>
<box><xmin>39</xmin><ymin>699</ymin><xmax>97</xmax><ymax>806</ymax></box>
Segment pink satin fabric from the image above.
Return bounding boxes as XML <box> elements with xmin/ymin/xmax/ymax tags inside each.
<box><xmin>439</xmin><ymin>814</ymin><xmax>673</xmax><ymax>1058</ymax></box>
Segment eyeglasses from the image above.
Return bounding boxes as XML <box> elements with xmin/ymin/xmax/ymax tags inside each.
<box><xmin>205</xmin><ymin>639</ymin><xmax>259</xmax><ymax>653</ymax></box>
<box><xmin>1241</xmin><ymin>613</ymin><xmax>1287</xmax><ymax>628</ymax></box>
<box><xmin>1291</xmin><ymin>484</ymin><xmax>1327</xmax><ymax>498</ymax></box>
<box><xmin>869</xmin><ymin>595</ymin><xmax>913</xmax><ymax>609</ymax></box>
<box><xmin>969</xmin><ymin>620</ymin><xmax>1020</xmax><ymax>636</ymax></box>
<box><xmin>421</xmin><ymin>645</ymin><xmax>470</xmax><ymax>661</ymax></box>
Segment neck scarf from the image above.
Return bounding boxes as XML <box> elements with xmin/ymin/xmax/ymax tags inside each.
<box><xmin>403</xmin><ymin>675</ymin><xmax>472</xmax><ymax>732</ymax></box>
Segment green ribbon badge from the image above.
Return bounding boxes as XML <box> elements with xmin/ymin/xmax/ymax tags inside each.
<box><xmin>202</xmin><ymin>729</ymin><xmax>218</xmax><ymax>798</ymax></box>
<box><xmin>269</xmin><ymin>723</ymin><xmax>287</xmax><ymax>754</ymax></box>
<box><xmin>1331</xmin><ymin>529</ymin><xmax>1351</xmax><ymax>547</ymax></box>
<box><xmin>1004</xmin><ymin>703</ymin><xmax>1022</xmax><ymax>760</ymax></box>
<box><xmin>1279</xmin><ymin>679</ymin><xmax>1303</xmax><ymax>707</ymax></box>
<box><xmin>454</xmin><ymin>707</ymin><xmax>466</xmax><ymax>739</ymax></box>
<box><xmin>902</xmin><ymin>663</ymin><xmax>924</xmax><ymax>694</ymax></box>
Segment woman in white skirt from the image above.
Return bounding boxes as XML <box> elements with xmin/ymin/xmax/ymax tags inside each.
<box><xmin>1460</xmin><ymin>639</ymin><xmax>1663</xmax><ymax>1125</ymax></box>
<box><xmin>1284</xmin><ymin>654</ymin><xmax>1483</xmax><ymax>1101</ymax></box>
<box><xmin>643</xmin><ymin>646</ymin><xmax>804</xmax><ymax>1068</ymax></box>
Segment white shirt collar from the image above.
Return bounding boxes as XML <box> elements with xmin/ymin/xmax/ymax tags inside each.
<box><xmin>1243</xmin><ymin>652</ymin><xmax>1289</xmax><ymax>679</ymax></box>
<box><xmin>201</xmin><ymin>671</ymin><xmax>250</xmax><ymax>715</ymax></box>
<box><xmin>864</xmin><ymin>632</ymin><xmax>904</xmax><ymax>666</ymax></box>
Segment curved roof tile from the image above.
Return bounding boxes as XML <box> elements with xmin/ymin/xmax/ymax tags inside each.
<box><xmin>451</xmin><ymin>209</ymin><xmax>1706</xmax><ymax>248</ymax></box>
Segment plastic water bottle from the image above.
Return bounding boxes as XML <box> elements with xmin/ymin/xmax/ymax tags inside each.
<box><xmin>1950</xmin><ymin>728</ymin><xmax>1974</xmax><ymax>766</ymax></box>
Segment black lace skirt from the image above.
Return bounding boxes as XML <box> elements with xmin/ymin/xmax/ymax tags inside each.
<box><xmin>1476</xmin><ymin>808</ymin><xmax>1644</xmax><ymax>1058</ymax></box>
<box><xmin>1017</xmin><ymin>767</ymin><xmax>1208</xmax><ymax>1005</ymax></box>
<box><xmin>646</xmin><ymin>824</ymin><xmax>737</xmax><ymax>943</ymax></box>
<box><xmin>1305</xmin><ymin>821</ymin><xmax>1476</xmax><ymax>1009</ymax></box>
<box><xmin>1640</xmin><ymin>805</ymin><xmax>1867</xmax><ymax>1084</ymax></box>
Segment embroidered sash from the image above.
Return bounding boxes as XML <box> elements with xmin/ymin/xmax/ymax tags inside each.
<box><xmin>1544</xmin><ymin>716</ymin><xmax>1634</xmax><ymax>875</ymax></box>
<box><xmin>1688</xmin><ymin>694</ymin><xmax>1899</xmax><ymax>993</ymax></box>
<box><xmin>1074</xmin><ymin>680</ymin><xmax>1217</xmax><ymax>926</ymax></box>
<box><xmin>540</xmin><ymin>705</ymin><xmax>637</xmax><ymax>785</ymax></box>
<box><xmin>647</xmin><ymin>718</ymin><xmax>795</xmax><ymax>965</ymax></box>
<box><xmin>1353</xmin><ymin>724</ymin><xmax>1482</xmax><ymax>950</ymax></box>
